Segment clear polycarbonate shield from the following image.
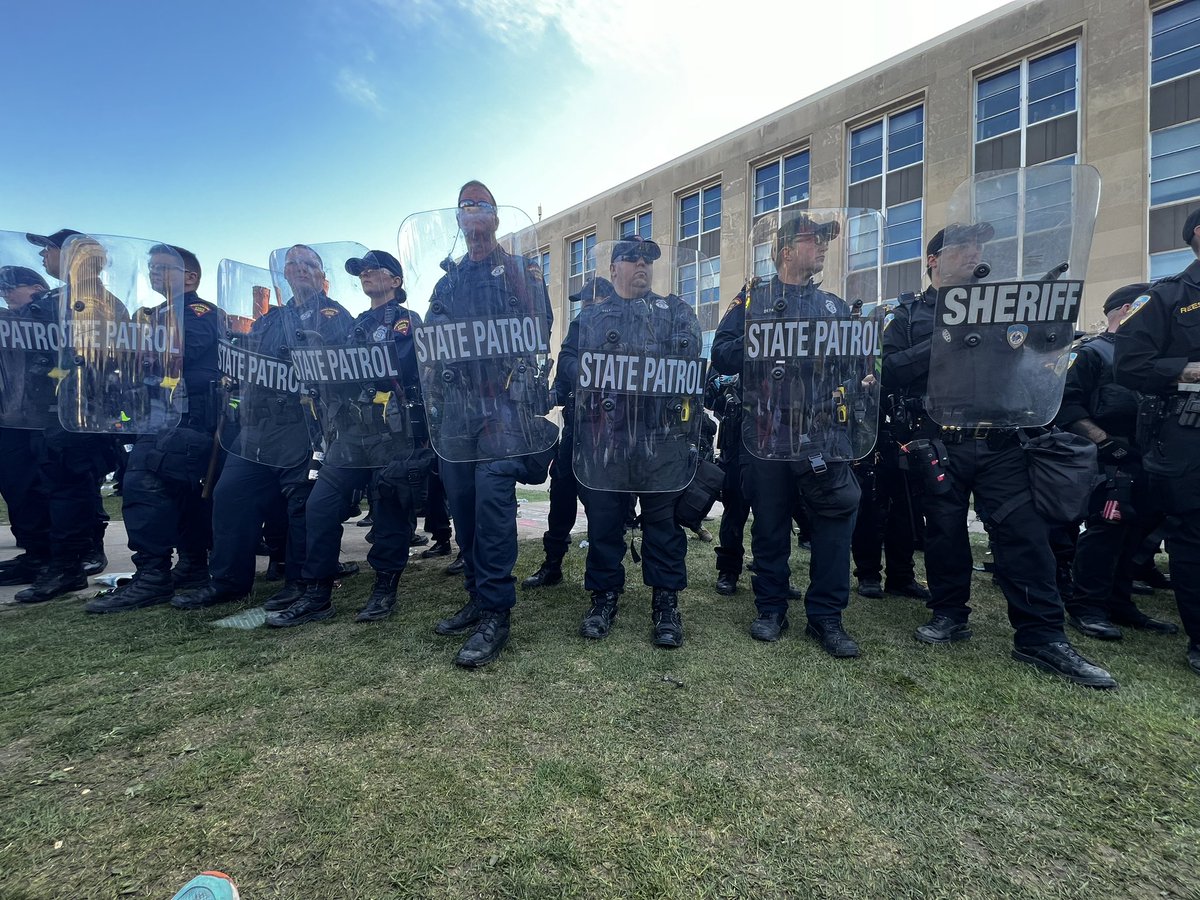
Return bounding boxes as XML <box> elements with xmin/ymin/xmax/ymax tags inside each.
<box><xmin>214</xmin><ymin>259</ymin><xmax>312</xmax><ymax>467</ymax></box>
<box><xmin>926</xmin><ymin>165</ymin><xmax>1101</xmax><ymax>427</ymax></box>
<box><xmin>397</xmin><ymin>206</ymin><xmax>557</xmax><ymax>462</ymax></box>
<box><xmin>0</xmin><ymin>230</ymin><xmax>60</xmax><ymax>429</ymax></box>
<box><xmin>56</xmin><ymin>234</ymin><xmax>185</xmax><ymax>435</ymax></box>
<box><xmin>273</xmin><ymin>242</ymin><xmax>414</xmax><ymax>467</ymax></box>
<box><xmin>572</xmin><ymin>241</ymin><xmax>706</xmax><ymax>493</ymax></box>
<box><xmin>740</xmin><ymin>207</ymin><xmax>882</xmax><ymax>463</ymax></box>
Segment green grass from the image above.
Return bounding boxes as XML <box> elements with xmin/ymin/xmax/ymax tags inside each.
<box><xmin>1</xmin><ymin>537</ymin><xmax>1197</xmax><ymax>899</ymax></box>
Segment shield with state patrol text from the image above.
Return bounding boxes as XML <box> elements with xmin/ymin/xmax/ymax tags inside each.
<box><xmin>925</xmin><ymin>165</ymin><xmax>1101</xmax><ymax>427</ymax></box>
<box><xmin>572</xmin><ymin>240</ymin><xmax>707</xmax><ymax>493</ymax></box>
<box><xmin>741</xmin><ymin>207</ymin><xmax>883</xmax><ymax>463</ymax></box>
<box><xmin>0</xmin><ymin>229</ymin><xmax>62</xmax><ymax>429</ymax></box>
<box><xmin>272</xmin><ymin>242</ymin><xmax>415</xmax><ymax>468</ymax></box>
<box><xmin>56</xmin><ymin>234</ymin><xmax>185</xmax><ymax>435</ymax></box>
<box><xmin>397</xmin><ymin>206</ymin><xmax>557</xmax><ymax>463</ymax></box>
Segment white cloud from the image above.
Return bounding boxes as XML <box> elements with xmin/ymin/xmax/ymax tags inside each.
<box><xmin>335</xmin><ymin>68</ymin><xmax>384</xmax><ymax>112</ymax></box>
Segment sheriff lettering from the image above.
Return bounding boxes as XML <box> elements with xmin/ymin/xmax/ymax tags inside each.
<box><xmin>217</xmin><ymin>339</ymin><xmax>303</xmax><ymax>394</ymax></box>
<box><xmin>288</xmin><ymin>344</ymin><xmax>401</xmax><ymax>385</ymax></box>
<box><xmin>938</xmin><ymin>280</ymin><xmax>1083</xmax><ymax>326</ymax></box>
<box><xmin>745</xmin><ymin>317</ymin><xmax>880</xmax><ymax>361</ymax></box>
<box><xmin>578</xmin><ymin>352</ymin><xmax>705</xmax><ymax>397</ymax></box>
<box><xmin>413</xmin><ymin>315</ymin><xmax>548</xmax><ymax>363</ymax></box>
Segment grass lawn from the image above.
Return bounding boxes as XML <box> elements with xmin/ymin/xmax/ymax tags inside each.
<box><xmin>1</xmin><ymin>536</ymin><xmax>1197</xmax><ymax>899</ymax></box>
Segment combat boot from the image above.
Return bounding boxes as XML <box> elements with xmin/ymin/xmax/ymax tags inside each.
<box><xmin>0</xmin><ymin>553</ymin><xmax>50</xmax><ymax>587</ymax></box>
<box><xmin>15</xmin><ymin>562</ymin><xmax>88</xmax><ymax>604</ymax></box>
<box><xmin>86</xmin><ymin>558</ymin><xmax>173</xmax><ymax>614</ymax></box>
<box><xmin>435</xmin><ymin>595</ymin><xmax>482</xmax><ymax>635</ymax></box>
<box><xmin>262</xmin><ymin>581</ymin><xmax>306</xmax><ymax>612</ymax></box>
<box><xmin>266</xmin><ymin>580</ymin><xmax>334</xmax><ymax>628</ymax></box>
<box><xmin>356</xmin><ymin>571</ymin><xmax>402</xmax><ymax>622</ymax></box>
<box><xmin>523</xmin><ymin>561</ymin><xmax>563</xmax><ymax>589</ymax></box>
<box><xmin>170</xmin><ymin>583</ymin><xmax>246</xmax><ymax>610</ymax></box>
<box><xmin>454</xmin><ymin>612</ymin><xmax>510</xmax><ymax>667</ymax></box>
<box><xmin>82</xmin><ymin>542</ymin><xmax>108</xmax><ymax>577</ymax></box>
<box><xmin>805</xmin><ymin>616</ymin><xmax>861</xmax><ymax>658</ymax></box>
<box><xmin>651</xmin><ymin>588</ymin><xmax>684</xmax><ymax>648</ymax></box>
<box><xmin>715</xmin><ymin>571</ymin><xmax>738</xmax><ymax>596</ymax></box>
<box><xmin>580</xmin><ymin>590</ymin><xmax>619</xmax><ymax>639</ymax></box>
<box><xmin>171</xmin><ymin>552</ymin><xmax>210</xmax><ymax>592</ymax></box>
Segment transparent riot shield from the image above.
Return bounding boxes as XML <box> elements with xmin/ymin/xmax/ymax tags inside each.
<box><xmin>397</xmin><ymin>206</ymin><xmax>557</xmax><ymax>462</ymax></box>
<box><xmin>0</xmin><ymin>230</ymin><xmax>61</xmax><ymax>429</ymax></box>
<box><xmin>572</xmin><ymin>240</ymin><xmax>705</xmax><ymax>493</ymax></box>
<box><xmin>741</xmin><ymin>208</ymin><xmax>882</xmax><ymax>462</ymax></box>
<box><xmin>925</xmin><ymin>165</ymin><xmax>1101</xmax><ymax>427</ymax></box>
<box><xmin>272</xmin><ymin>242</ymin><xmax>414</xmax><ymax>467</ymax></box>
<box><xmin>57</xmin><ymin>234</ymin><xmax>185</xmax><ymax>435</ymax></box>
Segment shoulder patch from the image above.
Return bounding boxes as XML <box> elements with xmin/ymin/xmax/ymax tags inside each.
<box><xmin>1120</xmin><ymin>295</ymin><xmax>1150</xmax><ymax>325</ymax></box>
<box><xmin>189</xmin><ymin>303</ymin><xmax>211</xmax><ymax>316</ymax></box>
<box><xmin>883</xmin><ymin>312</ymin><xmax>895</xmax><ymax>331</ymax></box>
<box><xmin>729</xmin><ymin>293</ymin><xmax>745</xmax><ymax>309</ymax></box>
<box><xmin>320</xmin><ymin>308</ymin><xmax>339</xmax><ymax>318</ymax></box>
<box><xmin>1067</xmin><ymin>351</ymin><xmax>1078</xmax><ymax>369</ymax></box>
<box><xmin>394</xmin><ymin>318</ymin><xmax>410</xmax><ymax>335</ymax></box>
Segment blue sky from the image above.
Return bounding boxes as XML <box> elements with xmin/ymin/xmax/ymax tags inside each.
<box><xmin>2</xmin><ymin>0</ymin><xmax>1010</xmax><ymax>294</ymax></box>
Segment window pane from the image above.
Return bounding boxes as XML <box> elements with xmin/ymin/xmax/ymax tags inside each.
<box><xmin>888</xmin><ymin>106</ymin><xmax>924</xmax><ymax>170</ymax></box>
<box><xmin>570</xmin><ymin>238</ymin><xmax>583</xmax><ymax>277</ymax></box>
<box><xmin>638</xmin><ymin>211</ymin><xmax>652</xmax><ymax>239</ymax></box>
<box><xmin>848</xmin><ymin>213</ymin><xmax>880</xmax><ymax>271</ymax></box>
<box><xmin>679</xmin><ymin>193</ymin><xmax>700</xmax><ymax>239</ymax></box>
<box><xmin>619</xmin><ymin>218</ymin><xmax>636</xmax><ymax>239</ymax></box>
<box><xmin>1151</xmin><ymin>247</ymin><xmax>1194</xmax><ymax>278</ymax></box>
<box><xmin>539</xmin><ymin>250</ymin><xmax>550</xmax><ymax>284</ymax></box>
<box><xmin>752</xmin><ymin>242</ymin><xmax>773</xmax><ymax>278</ymax></box>
<box><xmin>1153</xmin><ymin>0</ymin><xmax>1200</xmax><ymax>84</ymax></box>
<box><xmin>754</xmin><ymin>163</ymin><xmax>780</xmax><ymax>216</ymax></box>
<box><xmin>677</xmin><ymin>262</ymin><xmax>698</xmax><ymax>307</ymax></box>
<box><xmin>1028</xmin><ymin>46</ymin><xmax>1076</xmax><ymax>123</ymax></box>
<box><xmin>976</xmin><ymin>68</ymin><xmax>1021</xmax><ymax>141</ymax></box>
<box><xmin>884</xmin><ymin>199</ymin><xmax>923</xmax><ymax>264</ymax></box>
<box><xmin>1152</xmin><ymin>120</ymin><xmax>1200</xmax><ymax>206</ymax></box>
<box><xmin>584</xmin><ymin>234</ymin><xmax>596</xmax><ymax>277</ymax></box>
<box><xmin>850</xmin><ymin>122</ymin><xmax>884</xmax><ymax>183</ymax></box>
<box><xmin>702</xmin><ymin>185</ymin><xmax>722</xmax><ymax>232</ymax></box>
<box><xmin>699</xmin><ymin>257</ymin><xmax>721</xmax><ymax>307</ymax></box>
<box><xmin>782</xmin><ymin>152</ymin><xmax>810</xmax><ymax>206</ymax></box>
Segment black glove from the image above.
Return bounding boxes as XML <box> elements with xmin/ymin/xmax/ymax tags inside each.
<box><xmin>1096</xmin><ymin>436</ymin><xmax>1136</xmax><ymax>464</ymax></box>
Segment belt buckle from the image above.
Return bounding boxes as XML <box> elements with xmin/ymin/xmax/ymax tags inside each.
<box><xmin>808</xmin><ymin>453</ymin><xmax>828</xmax><ymax>475</ymax></box>
<box><xmin>972</xmin><ymin>425</ymin><xmax>990</xmax><ymax>441</ymax></box>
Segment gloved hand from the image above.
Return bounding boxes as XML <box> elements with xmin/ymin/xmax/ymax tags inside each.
<box><xmin>1096</xmin><ymin>436</ymin><xmax>1136</xmax><ymax>464</ymax></box>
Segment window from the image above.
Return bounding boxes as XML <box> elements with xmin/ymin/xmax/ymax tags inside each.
<box><xmin>1151</xmin><ymin>2</ymin><xmax>1200</xmax><ymax>275</ymax></box>
<box><xmin>567</xmin><ymin>232</ymin><xmax>596</xmax><ymax>319</ymax></box>
<box><xmin>677</xmin><ymin>182</ymin><xmax>723</xmax><ymax>355</ymax></box>
<box><xmin>535</xmin><ymin>248</ymin><xmax>550</xmax><ymax>285</ymax></box>
<box><xmin>974</xmin><ymin>44</ymin><xmax>1078</xmax><ymax>172</ymax></box>
<box><xmin>753</xmin><ymin>151</ymin><xmax>809</xmax><ymax>219</ymax></box>
<box><xmin>848</xmin><ymin>105</ymin><xmax>924</xmax><ymax>301</ymax></box>
<box><xmin>618</xmin><ymin>210</ymin><xmax>652</xmax><ymax>240</ymax></box>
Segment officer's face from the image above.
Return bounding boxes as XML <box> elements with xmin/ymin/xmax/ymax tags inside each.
<box><xmin>781</xmin><ymin>234</ymin><xmax>827</xmax><ymax>281</ymax></box>
<box><xmin>456</xmin><ymin>187</ymin><xmax>499</xmax><ymax>241</ymax></box>
<box><xmin>148</xmin><ymin>253</ymin><xmax>185</xmax><ymax>298</ymax></box>
<box><xmin>610</xmin><ymin>253</ymin><xmax>652</xmax><ymax>299</ymax></box>
<box><xmin>358</xmin><ymin>267</ymin><xmax>401</xmax><ymax>300</ymax></box>
<box><xmin>284</xmin><ymin>248</ymin><xmax>325</xmax><ymax>299</ymax></box>
<box><xmin>934</xmin><ymin>238</ymin><xmax>982</xmax><ymax>285</ymax></box>
<box><xmin>0</xmin><ymin>284</ymin><xmax>41</xmax><ymax>309</ymax></box>
<box><xmin>39</xmin><ymin>245</ymin><xmax>61</xmax><ymax>279</ymax></box>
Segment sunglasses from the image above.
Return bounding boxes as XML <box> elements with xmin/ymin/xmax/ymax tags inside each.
<box><xmin>791</xmin><ymin>233</ymin><xmax>830</xmax><ymax>248</ymax></box>
<box><xmin>458</xmin><ymin>199</ymin><xmax>496</xmax><ymax>212</ymax></box>
<box><xmin>615</xmin><ymin>251</ymin><xmax>655</xmax><ymax>263</ymax></box>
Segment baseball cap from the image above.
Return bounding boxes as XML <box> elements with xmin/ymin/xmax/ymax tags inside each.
<box><xmin>1182</xmin><ymin>208</ymin><xmax>1200</xmax><ymax>247</ymax></box>
<box><xmin>25</xmin><ymin>228</ymin><xmax>83</xmax><ymax>249</ymax></box>
<box><xmin>0</xmin><ymin>266</ymin><xmax>49</xmax><ymax>291</ymax></box>
<box><xmin>777</xmin><ymin>214</ymin><xmax>840</xmax><ymax>245</ymax></box>
<box><xmin>345</xmin><ymin>250</ymin><xmax>403</xmax><ymax>278</ymax></box>
<box><xmin>611</xmin><ymin>236</ymin><xmax>661</xmax><ymax>262</ymax></box>
<box><xmin>926</xmin><ymin>222</ymin><xmax>995</xmax><ymax>258</ymax></box>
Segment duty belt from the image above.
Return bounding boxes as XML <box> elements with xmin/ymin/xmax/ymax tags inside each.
<box><xmin>938</xmin><ymin>426</ymin><xmax>1017</xmax><ymax>445</ymax></box>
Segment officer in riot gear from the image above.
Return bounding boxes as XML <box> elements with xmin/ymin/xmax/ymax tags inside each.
<box><xmin>266</xmin><ymin>250</ymin><xmax>426</xmax><ymax>626</ymax></box>
<box><xmin>884</xmin><ymin>214</ymin><xmax>1117</xmax><ymax>688</ymax></box>
<box><xmin>1114</xmin><ymin>207</ymin><xmax>1200</xmax><ymax>677</ymax></box>
<box><xmin>563</xmin><ymin>239</ymin><xmax>701</xmax><ymax>647</ymax></box>
<box><xmin>86</xmin><ymin>245</ymin><xmax>223</xmax><ymax>613</ymax></box>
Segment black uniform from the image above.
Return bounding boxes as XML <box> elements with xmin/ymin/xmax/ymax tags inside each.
<box><xmin>712</xmin><ymin>280</ymin><xmax>861</xmax><ymax>625</ymax></box>
<box><xmin>1113</xmin><ymin>262</ymin><xmax>1200</xmax><ymax>654</ymax></box>
<box><xmin>705</xmin><ymin>368</ymin><xmax>750</xmax><ymax>579</ymax></box>
<box><xmin>883</xmin><ymin>286</ymin><xmax>1067</xmax><ymax>647</ymax></box>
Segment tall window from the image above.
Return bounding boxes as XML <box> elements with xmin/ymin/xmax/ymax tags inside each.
<box><xmin>847</xmin><ymin>105</ymin><xmax>924</xmax><ymax>301</ymax></box>
<box><xmin>974</xmin><ymin>44</ymin><xmax>1078</xmax><ymax>173</ymax></box>
<box><xmin>618</xmin><ymin>210</ymin><xmax>652</xmax><ymax>240</ymax></box>
<box><xmin>1151</xmin><ymin>0</ymin><xmax>1200</xmax><ymax>277</ymax></box>
<box><xmin>535</xmin><ymin>247</ymin><xmax>550</xmax><ymax>285</ymax></box>
<box><xmin>568</xmin><ymin>232</ymin><xmax>596</xmax><ymax>319</ymax></box>
<box><xmin>677</xmin><ymin>183</ymin><xmax>722</xmax><ymax>356</ymax></box>
<box><xmin>751</xmin><ymin>150</ymin><xmax>810</xmax><ymax>280</ymax></box>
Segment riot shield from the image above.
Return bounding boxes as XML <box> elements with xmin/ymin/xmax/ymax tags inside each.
<box><xmin>925</xmin><ymin>165</ymin><xmax>1101</xmax><ymax>427</ymax></box>
<box><xmin>0</xmin><ymin>230</ymin><xmax>60</xmax><ymax>429</ymax></box>
<box><xmin>741</xmin><ymin>208</ymin><xmax>882</xmax><ymax>462</ymax></box>
<box><xmin>273</xmin><ymin>242</ymin><xmax>414</xmax><ymax>467</ymax></box>
<box><xmin>397</xmin><ymin>206</ymin><xmax>557</xmax><ymax>462</ymax></box>
<box><xmin>572</xmin><ymin>240</ymin><xmax>706</xmax><ymax>493</ymax></box>
<box><xmin>57</xmin><ymin>234</ymin><xmax>185</xmax><ymax>435</ymax></box>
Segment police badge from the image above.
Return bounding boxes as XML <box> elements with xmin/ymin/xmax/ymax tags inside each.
<box><xmin>1007</xmin><ymin>324</ymin><xmax>1029</xmax><ymax>349</ymax></box>
<box><xmin>373</xmin><ymin>326</ymin><xmax>388</xmax><ymax>342</ymax></box>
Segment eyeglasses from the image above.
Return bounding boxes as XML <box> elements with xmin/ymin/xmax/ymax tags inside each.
<box><xmin>147</xmin><ymin>263</ymin><xmax>184</xmax><ymax>274</ymax></box>
<box><xmin>458</xmin><ymin>199</ymin><xmax>496</xmax><ymax>212</ymax></box>
<box><xmin>614</xmin><ymin>252</ymin><xmax>654</xmax><ymax>264</ymax></box>
<box><xmin>791</xmin><ymin>234</ymin><xmax>830</xmax><ymax>248</ymax></box>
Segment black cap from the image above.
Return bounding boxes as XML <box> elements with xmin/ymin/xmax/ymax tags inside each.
<box><xmin>777</xmin><ymin>214</ymin><xmax>840</xmax><ymax>245</ymax></box>
<box><xmin>926</xmin><ymin>222</ymin><xmax>995</xmax><ymax>258</ymax></box>
<box><xmin>345</xmin><ymin>250</ymin><xmax>403</xmax><ymax>278</ymax></box>
<box><xmin>611</xmin><ymin>236</ymin><xmax>661</xmax><ymax>262</ymax></box>
<box><xmin>570</xmin><ymin>276</ymin><xmax>614</xmax><ymax>306</ymax></box>
<box><xmin>1182</xmin><ymin>209</ymin><xmax>1200</xmax><ymax>247</ymax></box>
<box><xmin>0</xmin><ymin>265</ymin><xmax>49</xmax><ymax>291</ymax></box>
<box><xmin>1103</xmin><ymin>282</ymin><xmax>1150</xmax><ymax>315</ymax></box>
<box><xmin>25</xmin><ymin>228</ymin><xmax>83</xmax><ymax>249</ymax></box>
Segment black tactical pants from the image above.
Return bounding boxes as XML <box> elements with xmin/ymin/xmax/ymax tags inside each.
<box><xmin>303</xmin><ymin>464</ymin><xmax>412</xmax><ymax>581</ymax></box>
<box><xmin>123</xmin><ymin>426</ymin><xmax>217</xmax><ymax>566</ymax></box>
<box><xmin>542</xmin><ymin>426</ymin><xmax>579</xmax><ymax>566</ymax></box>
<box><xmin>0</xmin><ymin>428</ymin><xmax>51</xmax><ymax>560</ymax></box>
<box><xmin>716</xmin><ymin>438</ymin><xmax>750</xmax><ymax>577</ymax></box>
<box><xmin>38</xmin><ymin>424</ymin><xmax>109</xmax><ymax>567</ymax></box>
<box><xmin>578</xmin><ymin>486</ymin><xmax>686</xmax><ymax>593</ymax></box>
<box><xmin>851</xmin><ymin>456</ymin><xmax>917</xmax><ymax>587</ymax></box>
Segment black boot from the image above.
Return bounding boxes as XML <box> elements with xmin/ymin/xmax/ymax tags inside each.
<box><xmin>435</xmin><ymin>595</ymin><xmax>481</xmax><ymax>635</ymax></box>
<box><xmin>522</xmin><ymin>562</ymin><xmax>563</xmax><ymax>589</ymax></box>
<box><xmin>651</xmin><ymin>588</ymin><xmax>684</xmax><ymax>648</ymax></box>
<box><xmin>85</xmin><ymin>558</ymin><xmax>173</xmax><ymax>614</ymax></box>
<box><xmin>170</xmin><ymin>582</ymin><xmax>246</xmax><ymax>610</ymax></box>
<box><xmin>171</xmin><ymin>552</ymin><xmax>210</xmax><ymax>592</ymax></box>
<box><xmin>356</xmin><ymin>571</ymin><xmax>401</xmax><ymax>622</ymax></box>
<box><xmin>421</xmin><ymin>539</ymin><xmax>452</xmax><ymax>559</ymax></box>
<box><xmin>580</xmin><ymin>591</ymin><xmax>619</xmax><ymax>639</ymax></box>
<box><xmin>82</xmin><ymin>542</ymin><xmax>108</xmax><ymax>577</ymax></box>
<box><xmin>0</xmin><ymin>553</ymin><xmax>50</xmax><ymax>587</ymax></box>
<box><xmin>446</xmin><ymin>551</ymin><xmax>465</xmax><ymax>576</ymax></box>
<box><xmin>805</xmin><ymin>616</ymin><xmax>861</xmax><ymax>658</ymax></box>
<box><xmin>266</xmin><ymin>581</ymin><xmax>334</xmax><ymax>628</ymax></box>
<box><xmin>14</xmin><ymin>563</ymin><xmax>88</xmax><ymax>604</ymax></box>
<box><xmin>455</xmin><ymin>612</ymin><xmax>510</xmax><ymax>667</ymax></box>
<box><xmin>262</xmin><ymin>581</ymin><xmax>306</xmax><ymax>612</ymax></box>
<box><xmin>715</xmin><ymin>571</ymin><xmax>738</xmax><ymax>596</ymax></box>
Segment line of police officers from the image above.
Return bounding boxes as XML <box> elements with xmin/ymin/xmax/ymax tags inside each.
<box><xmin>2</xmin><ymin>175</ymin><xmax>1197</xmax><ymax>684</ymax></box>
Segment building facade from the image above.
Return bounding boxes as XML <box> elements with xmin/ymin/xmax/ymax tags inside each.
<box><xmin>532</xmin><ymin>0</ymin><xmax>1200</xmax><ymax>357</ymax></box>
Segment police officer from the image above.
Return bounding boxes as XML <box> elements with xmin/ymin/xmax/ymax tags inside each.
<box><xmin>711</xmin><ymin>216</ymin><xmax>862</xmax><ymax>656</ymax></box>
<box><xmin>1056</xmin><ymin>283</ymin><xmax>1179</xmax><ymax>640</ymax></box>
<box><xmin>1113</xmin><ymin>209</ymin><xmax>1200</xmax><ymax>677</ymax></box>
<box><xmin>883</xmin><ymin>225</ymin><xmax>1117</xmax><ymax>687</ymax></box>
<box><xmin>266</xmin><ymin>250</ymin><xmax>425</xmax><ymax>626</ymax></box>
<box><xmin>426</xmin><ymin>181</ymin><xmax>557</xmax><ymax>667</ymax></box>
<box><xmin>85</xmin><ymin>245</ymin><xmax>223</xmax><ymax>613</ymax></box>
<box><xmin>174</xmin><ymin>244</ymin><xmax>354</xmax><ymax>611</ymax></box>
<box><xmin>560</xmin><ymin>240</ymin><xmax>697</xmax><ymax>646</ymax></box>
